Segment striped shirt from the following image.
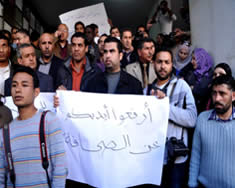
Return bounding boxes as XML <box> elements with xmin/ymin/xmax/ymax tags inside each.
<box><xmin>0</xmin><ymin>110</ymin><xmax>67</xmax><ymax>187</ymax></box>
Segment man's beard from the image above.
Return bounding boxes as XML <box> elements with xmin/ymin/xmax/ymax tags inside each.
<box><xmin>156</xmin><ymin>70</ymin><xmax>172</xmax><ymax>81</ymax></box>
<box><xmin>214</xmin><ymin>102</ymin><xmax>232</xmax><ymax>115</ymax></box>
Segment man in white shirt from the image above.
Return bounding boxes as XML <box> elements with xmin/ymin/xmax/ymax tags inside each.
<box><xmin>0</xmin><ymin>33</ymin><xmax>11</xmax><ymax>95</ymax></box>
<box><xmin>147</xmin><ymin>0</ymin><xmax>177</xmax><ymax>34</ymax></box>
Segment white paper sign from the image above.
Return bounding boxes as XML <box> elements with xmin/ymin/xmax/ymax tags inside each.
<box><xmin>59</xmin><ymin>3</ymin><xmax>110</xmax><ymax>42</ymax></box>
<box><xmin>5</xmin><ymin>93</ymin><xmax>56</xmax><ymax>118</ymax></box>
<box><xmin>57</xmin><ymin>91</ymin><xmax>170</xmax><ymax>188</ymax></box>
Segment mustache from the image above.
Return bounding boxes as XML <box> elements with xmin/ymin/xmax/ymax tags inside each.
<box><xmin>214</xmin><ymin>102</ymin><xmax>223</xmax><ymax>106</ymax></box>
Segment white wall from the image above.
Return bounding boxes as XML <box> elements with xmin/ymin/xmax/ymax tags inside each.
<box><xmin>189</xmin><ymin>0</ymin><xmax>235</xmax><ymax>76</ymax></box>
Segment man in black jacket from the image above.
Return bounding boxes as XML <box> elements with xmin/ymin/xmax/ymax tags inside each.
<box><xmin>4</xmin><ymin>43</ymin><xmax>54</xmax><ymax>96</ymax></box>
<box><xmin>55</xmin><ymin>32</ymin><xmax>100</xmax><ymax>91</ymax></box>
<box><xmin>37</xmin><ymin>32</ymin><xmax>64</xmax><ymax>89</ymax></box>
<box><xmin>83</xmin><ymin>36</ymin><xmax>143</xmax><ymax>95</ymax></box>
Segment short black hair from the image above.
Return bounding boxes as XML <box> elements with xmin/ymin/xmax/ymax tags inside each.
<box><xmin>90</xmin><ymin>23</ymin><xmax>98</xmax><ymax>30</ymax></box>
<box><xmin>104</xmin><ymin>36</ymin><xmax>122</xmax><ymax>53</ymax></box>
<box><xmin>71</xmin><ymin>32</ymin><xmax>88</xmax><ymax>46</ymax></box>
<box><xmin>136</xmin><ymin>37</ymin><xmax>155</xmax><ymax>50</ymax></box>
<box><xmin>110</xmin><ymin>26</ymin><xmax>120</xmax><ymax>34</ymax></box>
<box><xmin>74</xmin><ymin>21</ymin><xmax>85</xmax><ymax>31</ymax></box>
<box><xmin>16</xmin><ymin>28</ymin><xmax>30</xmax><ymax>37</ymax></box>
<box><xmin>121</xmin><ymin>28</ymin><xmax>133</xmax><ymax>39</ymax></box>
<box><xmin>212</xmin><ymin>75</ymin><xmax>235</xmax><ymax>91</ymax></box>
<box><xmin>85</xmin><ymin>24</ymin><xmax>95</xmax><ymax>32</ymax></box>
<box><xmin>0</xmin><ymin>32</ymin><xmax>10</xmax><ymax>46</ymax></box>
<box><xmin>12</xmin><ymin>65</ymin><xmax>39</xmax><ymax>88</ymax></box>
<box><xmin>30</xmin><ymin>30</ymin><xmax>40</xmax><ymax>42</ymax></box>
<box><xmin>98</xmin><ymin>34</ymin><xmax>108</xmax><ymax>43</ymax></box>
<box><xmin>0</xmin><ymin>30</ymin><xmax>11</xmax><ymax>40</ymax></box>
<box><xmin>153</xmin><ymin>47</ymin><xmax>173</xmax><ymax>62</ymax></box>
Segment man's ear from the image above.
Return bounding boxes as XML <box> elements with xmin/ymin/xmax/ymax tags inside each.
<box><xmin>18</xmin><ymin>58</ymin><xmax>22</xmax><ymax>65</ymax></box>
<box><xmin>119</xmin><ymin>52</ymin><xmax>123</xmax><ymax>61</ymax></box>
<box><xmin>34</xmin><ymin>88</ymin><xmax>40</xmax><ymax>98</ymax></box>
<box><xmin>232</xmin><ymin>91</ymin><xmax>235</xmax><ymax>102</ymax></box>
<box><xmin>85</xmin><ymin>45</ymin><xmax>88</xmax><ymax>53</ymax></box>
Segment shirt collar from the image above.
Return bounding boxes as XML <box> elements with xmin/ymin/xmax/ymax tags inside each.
<box><xmin>208</xmin><ymin>106</ymin><xmax>235</xmax><ymax>122</ymax></box>
<box><xmin>39</xmin><ymin>56</ymin><xmax>53</xmax><ymax>65</ymax></box>
<box><xmin>70</xmin><ymin>58</ymin><xmax>86</xmax><ymax>72</ymax></box>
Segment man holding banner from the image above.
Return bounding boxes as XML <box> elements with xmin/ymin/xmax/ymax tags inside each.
<box><xmin>148</xmin><ymin>48</ymin><xmax>197</xmax><ymax>188</ymax></box>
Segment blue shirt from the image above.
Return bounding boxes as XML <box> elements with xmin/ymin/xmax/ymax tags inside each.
<box><xmin>208</xmin><ymin>106</ymin><xmax>235</xmax><ymax>122</ymax></box>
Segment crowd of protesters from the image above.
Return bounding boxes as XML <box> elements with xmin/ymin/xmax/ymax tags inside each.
<box><xmin>0</xmin><ymin>0</ymin><xmax>234</xmax><ymax>187</ymax></box>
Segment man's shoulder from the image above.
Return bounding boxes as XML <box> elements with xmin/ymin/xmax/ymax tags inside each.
<box><xmin>52</xmin><ymin>55</ymin><xmax>64</xmax><ymax>64</ymax></box>
<box><xmin>173</xmin><ymin>77</ymin><xmax>191</xmax><ymax>91</ymax></box>
<box><xmin>125</xmin><ymin>61</ymin><xmax>140</xmax><ymax>70</ymax></box>
<box><xmin>121</xmin><ymin>70</ymin><xmax>141</xmax><ymax>84</ymax></box>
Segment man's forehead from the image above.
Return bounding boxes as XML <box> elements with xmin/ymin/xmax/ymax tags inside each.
<box><xmin>58</xmin><ymin>24</ymin><xmax>68</xmax><ymax>30</ymax></box>
<box><xmin>213</xmin><ymin>84</ymin><xmax>231</xmax><ymax>92</ymax></box>
<box><xmin>21</xmin><ymin>47</ymin><xmax>35</xmax><ymax>54</ymax></box>
<box><xmin>72</xmin><ymin>37</ymin><xmax>85</xmax><ymax>44</ymax></box>
<box><xmin>12</xmin><ymin>72</ymin><xmax>33</xmax><ymax>82</ymax></box>
<box><xmin>0</xmin><ymin>39</ymin><xmax>8</xmax><ymax>45</ymax></box>
<box><xmin>41</xmin><ymin>34</ymin><xmax>53</xmax><ymax>41</ymax></box>
<box><xmin>104</xmin><ymin>42</ymin><xmax>117</xmax><ymax>49</ymax></box>
<box><xmin>143</xmin><ymin>42</ymin><xmax>154</xmax><ymax>47</ymax></box>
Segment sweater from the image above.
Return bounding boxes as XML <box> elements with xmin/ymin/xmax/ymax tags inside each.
<box><xmin>0</xmin><ymin>110</ymin><xmax>67</xmax><ymax>187</ymax></box>
<box><xmin>188</xmin><ymin>110</ymin><xmax>235</xmax><ymax>188</ymax></box>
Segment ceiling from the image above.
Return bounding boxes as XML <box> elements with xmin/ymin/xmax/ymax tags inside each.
<box><xmin>28</xmin><ymin>0</ymin><xmax>157</xmax><ymax>32</ymax></box>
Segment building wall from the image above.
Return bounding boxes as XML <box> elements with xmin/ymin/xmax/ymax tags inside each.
<box><xmin>189</xmin><ymin>0</ymin><xmax>235</xmax><ymax>76</ymax></box>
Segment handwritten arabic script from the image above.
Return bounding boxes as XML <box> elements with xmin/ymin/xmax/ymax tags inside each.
<box><xmin>67</xmin><ymin>102</ymin><xmax>152</xmax><ymax>126</ymax></box>
<box><xmin>63</xmin><ymin>132</ymin><xmax>160</xmax><ymax>155</ymax></box>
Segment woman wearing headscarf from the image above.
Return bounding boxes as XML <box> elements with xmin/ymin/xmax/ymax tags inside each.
<box><xmin>180</xmin><ymin>48</ymin><xmax>214</xmax><ymax>113</ymax></box>
<box><xmin>173</xmin><ymin>43</ymin><xmax>192</xmax><ymax>76</ymax></box>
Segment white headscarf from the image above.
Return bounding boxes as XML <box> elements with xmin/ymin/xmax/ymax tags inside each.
<box><xmin>174</xmin><ymin>43</ymin><xmax>192</xmax><ymax>71</ymax></box>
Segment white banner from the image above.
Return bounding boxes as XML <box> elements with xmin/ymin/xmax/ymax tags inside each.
<box><xmin>59</xmin><ymin>3</ymin><xmax>110</xmax><ymax>42</ymax></box>
<box><xmin>57</xmin><ymin>91</ymin><xmax>170</xmax><ymax>188</ymax></box>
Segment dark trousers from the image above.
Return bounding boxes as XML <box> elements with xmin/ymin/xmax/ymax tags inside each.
<box><xmin>158</xmin><ymin>162</ymin><xmax>187</xmax><ymax>188</ymax></box>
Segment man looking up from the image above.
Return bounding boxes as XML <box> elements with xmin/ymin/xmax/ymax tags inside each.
<box><xmin>0</xmin><ymin>65</ymin><xmax>67</xmax><ymax>187</ymax></box>
<box><xmin>188</xmin><ymin>75</ymin><xmax>235</xmax><ymax>188</ymax></box>
<box><xmin>4</xmin><ymin>43</ymin><xmax>54</xmax><ymax>96</ymax></box>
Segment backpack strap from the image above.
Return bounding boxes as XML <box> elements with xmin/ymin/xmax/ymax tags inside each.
<box><xmin>39</xmin><ymin>110</ymin><xmax>52</xmax><ymax>188</ymax></box>
<box><xmin>3</xmin><ymin>124</ymin><xmax>16</xmax><ymax>188</ymax></box>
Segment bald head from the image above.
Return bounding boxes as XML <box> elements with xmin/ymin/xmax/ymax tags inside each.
<box><xmin>57</xmin><ymin>24</ymin><xmax>69</xmax><ymax>41</ymax></box>
<box><xmin>39</xmin><ymin>33</ymin><xmax>54</xmax><ymax>60</ymax></box>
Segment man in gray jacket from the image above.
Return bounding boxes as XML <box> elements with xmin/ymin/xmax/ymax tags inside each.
<box><xmin>148</xmin><ymin>48</ymin><xmax>197</xmax><ymax>188</ymax></box>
